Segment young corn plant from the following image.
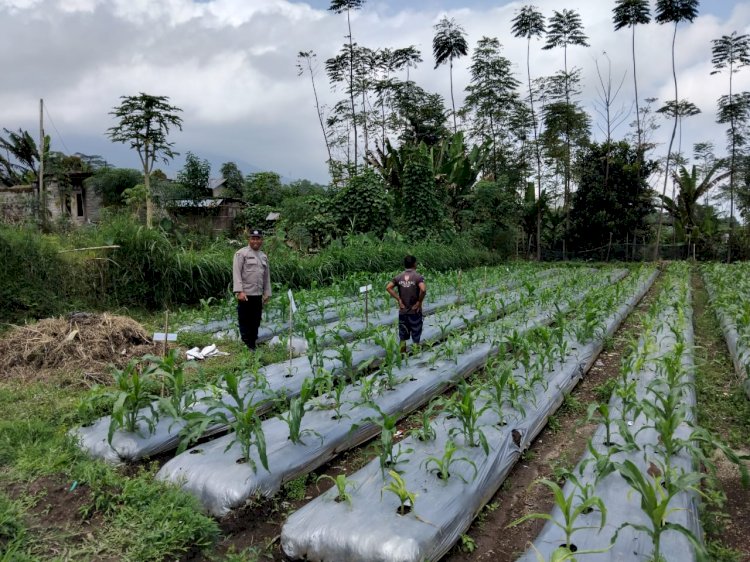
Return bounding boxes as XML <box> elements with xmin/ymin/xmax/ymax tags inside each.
<box><xmin>205</xmin><ymin>370</ymin><xmax>269</xmax><ymax>473</ymax></box>
<box><xmin>509</xmin><ymin>478</ymin><xmax>607</xmax><ymax>555</ymax></box>
<box><xmin>357</xmin><ymin>405</ymin><xmax>412</xmax><ymax>475</ymax></box>
<box><xmin>279</xmin><ymin>378</ymin><xmax>321</xmax><ymax>445</ymax></box>
<box><xmin>422</xmin><ymin>439</ymin><xmax>478</xmax><ymax>483</ymax></box>
<box><xmin>316</xmin><ymin>473</ymin><xmax>357</xmax><ymax>505</ymax></box>
<box><xmin>613</xmin><ymin>460</ymin><xmax>708</xmax><ymax>562</ymax></box>
<box><xmin>106</xmin><ymin>358</ymin><xmax>159</xmax><ymax>444</ymax></box>
<box><xmin>382</xmin><ymin>470</ymin><xmax>416</xmax><ymax>516</ymax></box>
<box><xmin>442</xmin><ymin>381</ymin><xmax>490</xmax><ymax>454</ymax></box>
<box><xmin>586</xmin><ymin>403</ymin><xmax>616</xmax><ymax>448</ymax></box>
<box><xmin>410</xmin><ymin>403</ymin><xmax>437</xmax><ymax>442</ymax></box>
<box><xmin>373</xmin><ymin>332</ymin><xmax>404</xmax><ymax>391</ymax></box>
<box><xmin>150</xmin><ymin>349</ymin><xmax>195</xmax><ymax>419</ymax></box>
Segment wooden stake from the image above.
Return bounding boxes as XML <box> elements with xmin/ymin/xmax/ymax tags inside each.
<box><xmin>289</xmin><ymin>300</ymin><xmax>293</xmax><ymax>367</ymax></box>
<box><xmin>364</xmin><ymin>288</ymin><xmax>369</xmax><ymax>329</ymax></box>
<box><xmin>606</xmin><ymin>232</ymin><xmax>612</xmax><ymax>262</ymax></box>
<box><xmin>457</xmin><ymin>270</ymin><xmax>462</xmax><ymax>303</ymax></box>
<box><xmin>163</xmin><ymin>310</ymin><xmax>169</xmax><ymax>358</ymax></box>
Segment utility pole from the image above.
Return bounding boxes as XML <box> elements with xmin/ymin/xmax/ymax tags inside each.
<box><xmin>38</xmin><ymin>98</ymin><xmax>46</xmax><ymax>229</ymax></box>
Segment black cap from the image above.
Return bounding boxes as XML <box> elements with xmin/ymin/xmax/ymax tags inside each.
<box><xmin>249</xmin><ymin>229</ymin><xmax>263</xmax><ymax>238</ymax></box>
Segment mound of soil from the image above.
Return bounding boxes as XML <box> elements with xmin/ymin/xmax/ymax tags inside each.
<box><xmin>0</xmin><ymin>312</ymin><xmax>158</xmax><ymax>383</ymax></box>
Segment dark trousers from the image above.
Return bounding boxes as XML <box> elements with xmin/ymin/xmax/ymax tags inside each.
<box><xmin>238</xmin><ymin>296</ymin><xmax>263</xmax><ymax>350</ymax></box>
<box><xmin>398</xmin><ymin>312</ymin><xmax>423</xmax><ymax>343</ymax></box>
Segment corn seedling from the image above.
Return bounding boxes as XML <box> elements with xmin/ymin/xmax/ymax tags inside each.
<box><xmin>509</xmin><ymin>478</ymin><xmax>607</xmax><ymax>554</ymax></box>
<box><xmin>442</xmin><ymin>381</ymin><xmax>490</xmax><ymax>453</ymax></box>
<box><xmin>203</xmin><ymin>370</ymin><xmax>270</xmax><ymax>472</ymax></box>
<box><xmin>106</xmin><ymin>358</ymin><xmax>159</xmax><ymax>444</ymax></box>
<box><xmin>357</xmin><ymin>405</ymin><xmax>411</xmax><ymax>475</ymax></box>
<box><xmin>422</xmin><ymin>439</ymin><xmax>478</xmax><ymax>483</ymax></box>
<box><xmin>613</xmin><ymin>460</ymin><xmax>707</xmax><ymax>562</ymax></box>
<box><xmin>410</xmin><ymin>403</ymin><xmax>437</xmax><ymax>442</ymax></box>
<box><xmin>586</xmin><ymin>403</ymin><xmax>615</xmax><ymax>447</ymax></box>
<box><xmin>149</xmin><ymin>349</ymin><xmax>195</xmax><ymax>419</ymax></box>
<box><xmin>279</xmin><ymin>378</ymin><xmax>321</xmax><ymax>445</ymax></box>
<box><xmin>382</xmin><ymin>470</ymin><xmax>416</xmax><ymax>516</ymax></box>
<box><xmin>316</xmin><ymin>473</ymin><xmax>357</xmax><ymax>505</ymax></box>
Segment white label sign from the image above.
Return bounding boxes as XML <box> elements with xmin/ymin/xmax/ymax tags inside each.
<box><xmin>288</xmin><ymin>289</ymin><xmax>297</xmax><ymax>313</ymax></box>
<box><xmin>359</xmin><ymin>284</ymin><xmax>373</xmax><ymax>293</ymax></box>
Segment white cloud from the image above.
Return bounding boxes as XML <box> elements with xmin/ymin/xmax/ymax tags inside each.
<box><xmin>0</xmin><ymin>0</ymin><xmax>749</xmax><ymax>183</ymax></box>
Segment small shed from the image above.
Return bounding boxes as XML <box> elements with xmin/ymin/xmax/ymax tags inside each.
<box><xmin>168</xmin><ymin>197</ymin><xmax>245</xmax><ymax>234</ymax></box>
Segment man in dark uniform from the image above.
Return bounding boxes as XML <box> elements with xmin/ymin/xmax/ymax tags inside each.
<box><xmin>386</xmin><ymin>255</ymin><xmax>427</xmax><ymax>352</ymax></box>
<box><xmin>232</xmin><ymin>229</ymin><xmax>272</xmax><ymax>350</ymax></box>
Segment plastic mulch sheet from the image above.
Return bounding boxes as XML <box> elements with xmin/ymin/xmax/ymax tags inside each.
<box><xmin>279</xmin><ymin>271</ymin><xmax>657</xmax><ymax>562</ymax></box>
<box><xmin>703</xmin><ymin>274</ymin><xmax>750</xmax><ymax>399</ymax></box>
<box><xmin>177</xmin><ymin>268</ymin><xmax>564</xmax><ymax>341</ymax></box>
<box><xmin>517</xmin><ymin>279</ymin><xmax>701</xmax><ymax>561</ymax></box>
<box><xmin>155</xmin><ymin>271</ymin><xmax>636</xmax><ymax>516</ymax></box>
<box><xmin>70</xmin><ymin>269</ymin><xmax>585</xmax><ymax>464</ymax></box>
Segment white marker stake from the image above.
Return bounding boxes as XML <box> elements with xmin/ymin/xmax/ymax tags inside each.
<box><xmin>287</xmin><ymin>289</ymin><xmax>297</xmax><ymax>365</ymax></box>
<box><xmin>359</xmin><ymin>284</ymin><xmax>373</xmax><ymax>328</ymax></box>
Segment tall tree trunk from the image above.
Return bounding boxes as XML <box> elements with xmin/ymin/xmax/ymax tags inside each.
<box><xmin>450</xmin><ymin>59</ymin><xmax>457</xmax><ymax>133</ymax></box>
<box><xmin>728</xmin><ymin>59</ymin><xmax>735</xmax><ymax>262</ymax></box>
<box><xmin>347</xmin><ymin>8</ymin><xmax>358</xmax><ymax>170</ymax></box>
<box><xmin>654</xmin><ymin>22</ymin><xmax>679</xmax><ymax>261</ymax></box>
<box><xmin>526</xmin><ymin>38</ymin><xmax>543</xmax><ymax>261</ymax></box>
<box><xmin>632</xmin><ymin>25</ymin><xmax>642</xmax><ymax>152</ymax></box>
<box><xmin>563</xmin><ymin>45</ymin><xmax>571</xmax><ymax>261</ymax></box>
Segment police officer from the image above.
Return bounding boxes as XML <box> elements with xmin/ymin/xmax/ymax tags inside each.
<box><xmin>232</xmin><ymin>229</ymin><xmax>271</xmax><ymax>350</ymax></box>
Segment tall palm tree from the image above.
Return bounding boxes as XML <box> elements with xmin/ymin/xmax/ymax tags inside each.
<box><xmin>433</xmin><ymin>16</ymin><xmax>469</xmax><ymax>134</ymax></box>
<box><xmin>711</xmin><ymin>31</ymin><xmax>750</xmax><ymax>261</ymax></box>
<box><xmin>543</xmin><ymin>9</ymin><xmax>589</xmax><ymax>258</ymax></box>
<box><xmin>612</xmin><ymin>0</ymin><xmax>651</xmax><ymax>153</ymax></box>
<box><xmin>512</xmin><ymin>5</ymin><xmax>546</xmax><ymax>260</ymax></box>
<box><xmin>329</xmin><ymin>0</ymin><xmax>366</xmax><ymax>170</ymax></box>
<box><xmin>652</xmin><ymin>0</ymin><xmax>699</xmax><ymax>260</ymax></box>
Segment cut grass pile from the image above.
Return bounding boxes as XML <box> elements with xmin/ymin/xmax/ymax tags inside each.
<box><xmin>0</xmin><ymin>313</ymin><xmax>157</xmax><ymax>383</ymax></box>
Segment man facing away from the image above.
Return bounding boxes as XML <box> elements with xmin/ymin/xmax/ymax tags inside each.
<box><xmin>233</xmin><ymin>229</ymin><xmax>271</xmax><ymax>350</ymax></box>
<box><xmin>386</xmin><ymin>255</ymin><xmax>427</xmax><ymax>352</ymax></box>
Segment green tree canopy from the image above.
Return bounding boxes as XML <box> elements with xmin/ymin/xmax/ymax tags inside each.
<box><xmin>106</xmin><ymin>93</ymin><xmax>183</xmax><ymax>227</ymax></box>
<box><xmin>568</xmin><ymin>141</ymin><xmax>656</xmax><ymax>251</ymax></box>
<box><xmin>84</xmin><ymin>168</ymin><xmax>142</xmax><ymax>207</ymax></box>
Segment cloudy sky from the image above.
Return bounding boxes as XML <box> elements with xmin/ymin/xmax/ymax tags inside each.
<box><xmin>1</xmin><ymin>0</ymin><xmax>749</xmax><ymax>184</ymax></box>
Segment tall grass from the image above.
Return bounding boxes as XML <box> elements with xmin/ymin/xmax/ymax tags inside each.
<box><xmin>1</xmin><ymin>218</ymin><xmax>505</xmax><ymax>323</ymax></box>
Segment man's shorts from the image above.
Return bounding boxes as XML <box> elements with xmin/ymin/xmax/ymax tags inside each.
<box><xmin>398</xmin><ymin>312</ymin><xmax>423</xmax><ymax>343</ymax></box>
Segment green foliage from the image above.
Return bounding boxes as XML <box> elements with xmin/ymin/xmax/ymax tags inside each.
<box><xmin>333</xmin><ymin>168</ymin><xmax>392</xmax><ymax>236</ymax></box>
<box><xmin>220</xmin><ymin>161</ymin><xmax>245</xmax><ymax>198</ymax></box>
<box><xmin>316</xmin><ymin>473</ymin><xmax>357</xmax><ymax>505</ymax></box>
<box><xmin>175</xmin><ymin>151</ymin><xmax>211</xmax><ymax>199</ymax></box>
<box><xmin>382</xmin><ymin>469</ymin><xmax>416</xmax><ymax>515</ymax></box>
<box><xmin>85</xmin><ymin>167</ymin><xmax>142</xmax><ymax>207</ymax></box>
<box><xmin>400</xmin><ymin>144</ymin><xmax>445</xmax><ymax>240</ymax></box>
<box><xmin>105</xmin><ymin>358</ymin><xmax>159</xmax><ymax>443</ymax></box>
<box><xmin>245</xmin><ymin>171</ymin><xmax>283</xmax><ymax>205</ymax></box>
<box><xmin>569</xmin><ymin>141</ymin><xmax>656</xmax><ymax>251</ymax></box>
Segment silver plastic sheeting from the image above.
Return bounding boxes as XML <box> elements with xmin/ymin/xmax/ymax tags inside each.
<box><xmin>177</xmin><ymin>267</ymin><xmax>563</xmax><ymax>340</ymax></box>
<box><xmin>703</xmin><ymin>274</ymin><xmax>750</xmax><ymax>399</ymax></box>
<box><xmin>71</xmin><ymin>269</ymin><xmax>582</xmax><ymax>464</ymax></box>
<box><xmin>279</xmin><ymin>271</ymin><xmax>656</xmax><ymax>562</ymax></box>
<box><xmin>156</xmin><ymin>271</ymin><xmax>633</xmax><ymax>515</ymax></box>
<box><xmin>517</xmin><ymin>279</ymin><xmax>700</xmax><ymax>561</ymax></box>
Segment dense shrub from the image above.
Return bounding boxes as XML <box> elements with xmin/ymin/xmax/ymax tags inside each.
<box><xmin>0</xmin><ymin>226</ymin><xmax>88</xmax><ymax>323</ymax></box>
<box><xmin>1</xmin><ymin>217</ymin><xmax>504</xmax><ymax>323</ymax></box>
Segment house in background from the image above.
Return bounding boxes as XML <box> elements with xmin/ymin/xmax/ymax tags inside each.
<box><xmin>0</xmin><ymin>171</ymin><xmax>99</xmax><ymax>224</ymax></box>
